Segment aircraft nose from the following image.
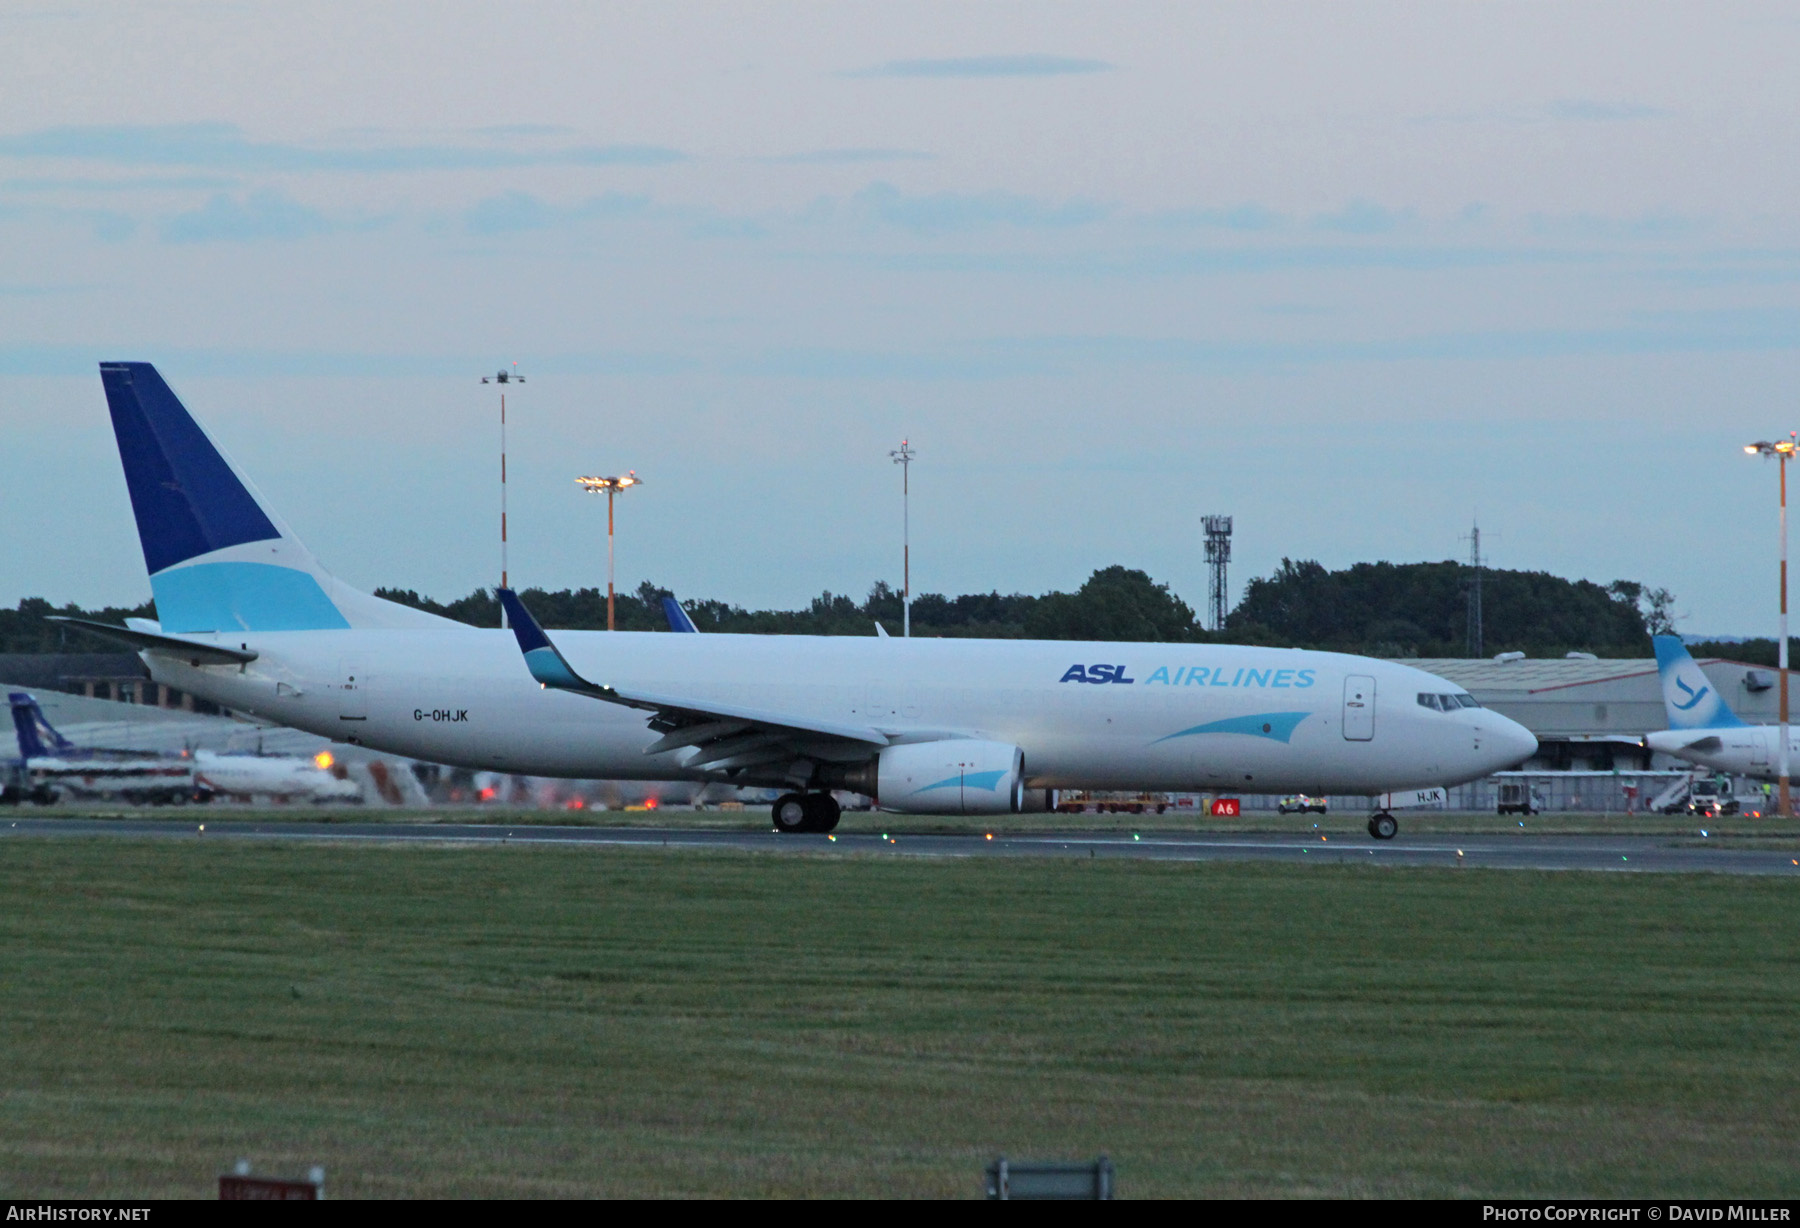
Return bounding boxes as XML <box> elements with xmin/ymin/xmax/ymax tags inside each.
<box><xmin>1483</xmin><ymin>713</ymin><xmax>1537</xmax><ymax>770</ymax></box>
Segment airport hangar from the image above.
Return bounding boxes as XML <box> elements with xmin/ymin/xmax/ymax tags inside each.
<box><xmin>1394</xmin><ymin>652</ymin><xmax>1782</xmax><ymax>812</ymax></box>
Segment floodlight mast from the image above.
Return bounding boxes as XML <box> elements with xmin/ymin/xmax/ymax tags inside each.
<box><xmin>1746</xmin><ymin>434</ymin><xmax>1798</xmax><ymax>818</ymax></box>
<box><xmin>890</xmin><ymin>440</ymin><xmax>915</xmax><ymax>637</ymax></box>
<box><xmin>480</xmin><ymin>364</ymin><xmax>524</xmax><ymax>627</ymax></box>
<box><xmin>576</xmin><ymin>471</ymin><xmax>642</xmax><ymax>631</ymax></box>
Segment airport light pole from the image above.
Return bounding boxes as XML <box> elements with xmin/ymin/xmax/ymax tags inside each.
<box><xmin>576</xmin><ymin>471</ymin><xmax>641</xmax><ymax>630</ymax></box>
<box><xmin>889</xmin><ymin>439</ymin><xmax>914</xmax><ymax>637</ymax></box>
<box><xmin>1746</xmin><ymin>434</ymin><xmax>1797</xmax><ymax>817</ymax></box>
<box><xmin>481</xmin><ymin>365</ymin><xmax>524</xmax><ymax>627</ymax></box>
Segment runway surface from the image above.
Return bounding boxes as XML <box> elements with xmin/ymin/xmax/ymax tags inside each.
<box><xmin>5</xmin><ymin>816</ymin><xmax>1800</xmax><ymax>875</ymax></box>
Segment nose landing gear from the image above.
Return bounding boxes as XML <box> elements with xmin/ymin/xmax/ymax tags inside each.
<box><xmin>1367</xmin><ymin>812</ymin><xmax>1398</xmax><ymax>840</ymax></box>
<box><xmin>772</xmin><ymin>792</ymin><xmax>842</xmax><ymax>834</ymax></box>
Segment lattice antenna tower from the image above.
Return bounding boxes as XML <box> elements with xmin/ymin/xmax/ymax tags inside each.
<box><xmin>1202</xmin><ymin>515</ymin><xmax>1233</xmax><ymax>632</ymax></box>
<box><xmin>1462</xmin><ymin>518</ymin><xmax>1485</xmax><ymax>658</ymax></box>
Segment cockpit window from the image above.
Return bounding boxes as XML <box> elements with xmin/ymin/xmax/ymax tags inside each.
<box><xmin>1420</xmin><ymin>692</ymin><xmax>1482</xmax><ymax>711</ymax></box>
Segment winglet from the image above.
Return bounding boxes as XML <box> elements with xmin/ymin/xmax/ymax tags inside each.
<box><xmin>661</xmin><ymin>595</ymin><xmax>699</xmax><ymax>633</ymax></box>
<box><xmin>497</xmin><ymin>588</ymin><xmax>605</xmax><ymax>695</ymax></box>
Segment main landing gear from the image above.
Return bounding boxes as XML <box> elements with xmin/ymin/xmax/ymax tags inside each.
<box><xmin>772</xmin><ymin>792</ymin><xmax>842</xmax><ymax>834</ymax></box>
<box><xmin>1367</xmin><ymin>812</ymin><xmax>1398</xmax><ymax>841</ymax></box>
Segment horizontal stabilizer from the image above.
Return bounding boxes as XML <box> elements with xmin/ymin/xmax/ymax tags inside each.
<box><xmin>47</xmin><ymin>616</ymin><xmax>258</xmax><ymax>665</ymax></box>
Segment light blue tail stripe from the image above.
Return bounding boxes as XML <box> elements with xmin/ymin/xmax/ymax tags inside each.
<box><xmin>152</xmin><ymin>562</ymin><xmax>350</xmax><ymax>633</ymax></box>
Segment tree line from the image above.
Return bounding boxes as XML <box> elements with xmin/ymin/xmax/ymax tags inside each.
<box><xmin>0</xmin><ymin>559</ymin><xmax>1703</xmax><ymax>658</ymax></box>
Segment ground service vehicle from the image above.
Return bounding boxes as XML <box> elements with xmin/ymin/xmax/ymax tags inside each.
<box><xmin>1497</xmin><ymin>781</ymin><xmax>1542</xmax><ymax>815</ymax></box>
<box><xmin>1278</xmin><ymin>794</ymin><xmax>1327</xmax><ymax>814</ymax></box>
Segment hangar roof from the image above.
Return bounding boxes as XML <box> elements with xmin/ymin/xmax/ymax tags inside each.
<box><xmin>1404</xmin><ymin>657</ymin><xmax>1661</xmax><ymax>692</ymax></box>
<box><xmin>1392</xmin><ymin>655</ymin><xmax>1781</xmax><ymax>739</ymax></box>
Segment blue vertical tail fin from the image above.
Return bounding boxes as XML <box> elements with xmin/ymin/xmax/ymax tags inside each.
<box><xmin>98</xmin><ymin>363</ymin><xmax>459</xmax><ymax>634</ymax></box>
<box><xmin>1652</xmin><ymin>635</ymin><xmax>1747</xmax><ymax>730</ymax></box>
<box><xmin>661</xmin><ymin>595</ymin><xmax>699</xmax><ymax>633</ymax></box>
<box><xmin>10</xmin><ymin>692</ymin><xmax>74</xmax><ymax>761</ymax></box>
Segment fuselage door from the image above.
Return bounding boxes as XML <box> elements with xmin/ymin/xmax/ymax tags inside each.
<box><xmin>339</xmin><ymin>660</ymin><xmax>368</xmax><ymax>721</ymax></box>
<box><xmin>1343</xmin><ymin>675</ymin><xmax>1375</xmax><ymax>741</ymax></box>
<box><xmin>1752</xmin><ymin>731</ymin><xmax>1769</xmax><ymax>768</ymax></box>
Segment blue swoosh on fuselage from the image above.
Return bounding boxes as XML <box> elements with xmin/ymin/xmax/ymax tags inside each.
<box><xmin>1153</xmin><ymin>711</ymin><xmax>1311</xmax><ymax>744</ymax></box>
<box><xmin>920</xmin><ymin>769</ymin><xmax>1009</xmax><ymax>792</ymax></box>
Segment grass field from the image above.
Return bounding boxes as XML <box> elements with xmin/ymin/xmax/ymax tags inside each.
<box><xmin>3</xmin><ymin>838</ymin><xmax>1799</xmax><ymax>1198</ymax></box>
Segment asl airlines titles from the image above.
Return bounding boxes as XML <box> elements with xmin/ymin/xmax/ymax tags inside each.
<box><xmin>1059</xmin><ymin>663</ymin><xmax>1319</xmax><ymax>688</ymax></box>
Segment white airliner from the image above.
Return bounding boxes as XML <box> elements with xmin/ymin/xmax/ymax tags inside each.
<box><xmin>1644</xmin><ymin>635</ymin><xmax>1797</xmax><ymax>777</ymax></box>
<box><xmin>71</xmin><ymin>362</ymin><xmax>1535</xmax><ymax>838</ymax></box>
<box><xmin>5</xmin><ymin>690</ymin><xmax>357</xmax><ymax>805</ymax></box>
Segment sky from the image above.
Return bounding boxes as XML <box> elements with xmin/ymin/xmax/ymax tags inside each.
<box><xmin>1</xmin><ymin>1</ymin><xmax>1796</xmax><ymax>636</ymax></box>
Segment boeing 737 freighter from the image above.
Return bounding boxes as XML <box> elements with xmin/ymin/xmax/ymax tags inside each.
<box><xmin>1645</xmin><ymin>635</ymin><xmax>1798</xmax><ymax>777</ymax></box>
<box><xmin>72</xmin><ymin>362</ymin><xmax>1535</xmax><ymax>838</ymax></box>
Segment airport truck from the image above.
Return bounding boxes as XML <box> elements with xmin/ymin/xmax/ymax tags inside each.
<box><xmin>1497</xmin><ymin>781</ymin><xmax>1544</xmax><ymax>815</ymax></box>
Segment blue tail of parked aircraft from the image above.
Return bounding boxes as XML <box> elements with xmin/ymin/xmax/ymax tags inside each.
<box><xmin>1652</xmin><ymin>635</ymin><xmax>1747</xmax><ymax>730</ymax></box>
<box><xmin>98</xmin><ymin>363</ymin><xmax>457</xmax><ymax>635</ymax></box>
<box><xmin>9</xmin><ymin>693</ymin><xmax>74</xmax><ymax>761</ymax></box>
<box><xmin>661</xmin><ymin>596</ymin><xmax>699</xmax><ymax>633</ymax></box>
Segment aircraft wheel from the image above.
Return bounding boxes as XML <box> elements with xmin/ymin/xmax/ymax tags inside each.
<box><xmin>1371</xmin><ymin>812</ymin><xmax>1398</xmax><ymax>840</ymax></box>
<box><xmin>772</xmin><ymin>793</ymin><xmax>810</xmax><ymax>833</ymax></box>
<box><xmin>804</xmin><ymin>793</ymin><xmax>841</xmax><ymax>833</ymax></box>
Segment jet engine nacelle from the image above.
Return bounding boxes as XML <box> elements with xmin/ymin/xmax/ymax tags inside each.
<box><xmin>870</xmin><ymin>739</ymin><xmax>1025</xmax><ymax>814</ymax></box>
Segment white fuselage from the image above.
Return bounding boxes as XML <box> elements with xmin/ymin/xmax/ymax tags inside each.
<box><xmin>144</xmin><ymin>629</ymin><xmax>1536</xmax><ymax>796</ymax></box>
<box><xmin>1645</xmin><ymin>726</ymin><xmax>1799</xmax><ymax>781</ymax></box>
<box><xmin>192</xmin><ymin>750</ymin><xmax>358</xmax><ymax>801</ymax></box>
<box><xmin>14</xmin><ymin>755</ymin><xmax>193</xmax><ymax>796</ymax></box>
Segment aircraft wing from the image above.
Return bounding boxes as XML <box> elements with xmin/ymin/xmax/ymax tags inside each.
<box><xmin>47</xmin><ymin>617</ymin><xmax>258</xmax><ymax>665</ymax></box>
<box><xmin>497</xmin><ymin>589</ymin><xmax>888</xmax><ymax>776</ymax></box>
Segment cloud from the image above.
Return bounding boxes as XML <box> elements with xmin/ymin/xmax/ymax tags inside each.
<box><xmin>463</xmin><ymin>191</ymin><xmax>653</xmax><ymax>235</ymax></box>
<box><xmin>1526</xmin><ymin>210</ymin><xmax>1706</xmax><ymax>240</ymax></box>
<box><xmin>1416</xmin><ymin>100</ymin><xmax>1671</xmax><ymax>125</ymax></box>
<box><xmin>3</xmin><ymin>174</ymin><xmax>237</xmax><ymax>192</ymax></box>
<box><xmin>849</xmin><ymin>54</ymin><xmax>1112</xmax><ymax>79</ymax></box>
<box><xmin>758</xmin><ymin>148</ymin><xmax>936</xmax><ymax>165</ymax></box>
<box><xmin>1544</xmin><ymin>99</ymin><xmax>1670</xmax><ymax>122</ymax></box>
<box><xmin>3</xmin><ymin>307</ymin><xmax>1791</xmax><ymax>383</ymax></box>
<box><xmin>851</xmin><ymin>182</ymin><xmax>1111</xmax><ymax>233</ymax></box>
<box><xmin>0</xmin><ymin>123</ymin><xmax>687</xmax><ymax>173</ymax></box>
<box><xmin>160</xmin><ymin>190</ymin><xmax>378</xmax><ymax>242</ymax></box>
<box><xmin>1147</xmin><ymin>205</ymin><xmax>1285</xmax><ymax>232</ymax></box>
<box><xmin>1311</xmin><ymin>200</ymin><xmax>1419</xmax><ymax>235</ymax></box>
<box><xmin>474</xmin><ymin>124</ymin><xmax>576</xmax><ymax>137</ymax></box>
